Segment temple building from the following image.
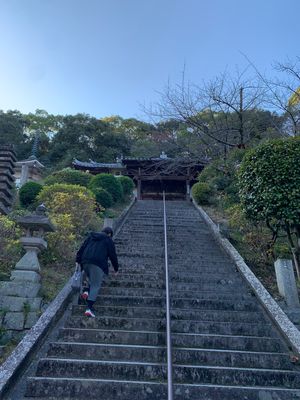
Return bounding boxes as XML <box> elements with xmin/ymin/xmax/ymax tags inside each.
<box><xmin>73</xmin><ymin>152</ymin><xmax>207</xmax><ymax>200</ymax></box>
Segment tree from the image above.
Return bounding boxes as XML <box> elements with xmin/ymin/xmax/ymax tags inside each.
<box><xmin>238</xmin><ymin>137</ymin><xmax>300</xmax><ymax>277</ymax></box>
<box><xmin>145</xmin><ymin>69</ymin><xmax>269</xmax><ymax>158</ymax></box>
<box><xmin>252</xmin><ymin>57</ymin><xmax>300</xmax><ymax>136</ymax></box>
<box><xmin>0</xmin><ymin>110</ymin><xmax>30</xmax><ymax>158</ymax></box>
<box><xmin>47</xmin><ymin>114</ymin><xmax>131</xmax><ymax>170</ymax></box>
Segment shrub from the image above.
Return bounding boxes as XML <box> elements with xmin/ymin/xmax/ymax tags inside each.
<box><xmin>19</xmin><ymin>181</ymin><xmax>43</xmax><ymax>208</ymax></box>
<box><xmin>0</xmin><ymin>215</ymin><xmax>22</xmax><ymax>277</ymax></box>
<box><xmin>238</xmin><ymin>137</ymin><xmax>300</xmax><ymax>274</ymax></box>
<box><xmin>93</xmin><ymin>188</ymin><xmax>113</xmax><ymax>209</ymax></box>
<box><xmin>37</xmin><ymin>183</ymin><xmax>98</xmax><ymax>235</ymax></box>
<box><xmin>226</xmin><ymin>204</ymin><xmax>272</xmax><ymax>267</ymax></box>
<box><xmin>37</xmin><ymin>183</ymin><xmax>101</xmax><ymax>267</ymax></box>
<box><xmin>89</xmin><ymin>173</ymin><xmax>123</xmax><ymax>203</ymax></box>
<box><xmin>192</xmin><ymin>182</ymin><xmax>215</xmax><ymax>205</ymax></box>
<box><xmin>44</xmin><ymin>168</ymin><xmax>91</xmax><ymax>187</ymax></box>
<box><xmin>118</xmin><ymin>176</ymin><xmax>134</xmax><ymax>196</ymax></box>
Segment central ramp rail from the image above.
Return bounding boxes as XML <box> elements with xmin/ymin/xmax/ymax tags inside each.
<box><xmin>163</xmin><ymin>192</ymin><xmax>173</xmax><ymax>400</ymax></box>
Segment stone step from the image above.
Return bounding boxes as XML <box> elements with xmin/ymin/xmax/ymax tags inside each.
<box><xmin>25</xmin><ymin>377</ymin><xmax>300</xmax><ymax>400</ymax></box>
<box><xmin>113</xmin><ymin>275</ymin><xmax>249</xmax><ymax>289</ymax></box>
<box><xmin>100</xmin><ymin>280</ymin><xmax>246</xmax><ymax>299</ymax></box>
<box><xmin>103</xmin><ymin>279</ymin><xmax>165</xmax><ymax>289</ymax></box>
<box><xmin>47</xmin><ymin>342</ymin><xmax>292</xmax><ymax>370</ymax></box>
<box><xmin>116</xmin><ymin>268</ymin><xmax>240</xmax><ymax>278</ymax></box>
<box><xmin>58</xmin><ymin>328</ymin><xmax>287</xmax><ymax>353</ymax></box>
<box><xmin>103</xmin><ymin>279</ymin><xmax>249</xmax><ymax>292</ymax></box>
<box><xmin>99</xmin><ymin>285</ymin><xmax>246</xmax><ymax>298</ymax></box>
<box><xmin>92</xmin><ymin>294</ymin><xmax>259</xmax><ymax>312</ymax></box>
<box><xmin>72</xmin><ymin>305</ymin><xmax>267</xmax><ymax>323</ymax></box>
<box><xmin>65</xmin><ymin>316</ymin><xmax>274</xmax><ymax>337</ymax></box>
<box><xmin>33</xmin><ymin>359</ymin><xmax>300</xmax><ymax>388</ymax></box>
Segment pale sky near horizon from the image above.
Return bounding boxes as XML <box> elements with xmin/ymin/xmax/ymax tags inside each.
<box><xmin>0</xmin><ymin>0</ymin><xmax>299</xmax><ymax>120</ymax></box>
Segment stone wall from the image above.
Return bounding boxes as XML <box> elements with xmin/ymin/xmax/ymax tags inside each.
<box><xmin>0</xmin><ymin>145</ymin><xmax>16</xmax><ymax>215</ymax></box>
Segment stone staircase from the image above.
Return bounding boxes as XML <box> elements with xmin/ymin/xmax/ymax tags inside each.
<box><xmin>23</xmin><ymin>200</ymin><xmax>300</xmax><ymax>399</ymax></box>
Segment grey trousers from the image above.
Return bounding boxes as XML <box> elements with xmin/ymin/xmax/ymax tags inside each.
<box><xmin>82</xmin><ymin>263</ymin><xmax>105</xmax><ymax>302</ymax></box>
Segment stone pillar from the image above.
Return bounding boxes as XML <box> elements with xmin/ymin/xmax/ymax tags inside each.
<box><xmin>137</xmin><ymin>179</ymin><xmax>142</xmax><ymax>200</ymax></box>
<box><xmin>186</xmin><ymin>180</ymin><xmax>190</xmax><ymax>200</ymax></box>
<box><xmin>275</xmin><ymin>259</ymin><xmax>300</xmax><ymax>309</ymax></box>
<box><xmin>0</xmin><ymin>145</ymin><xmax>16</xmax><ymax>215</ymax></box>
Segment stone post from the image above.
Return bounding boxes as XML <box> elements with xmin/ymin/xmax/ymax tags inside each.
<box><xmin>186</xmin><ymin>180</ymin><xmax>190</xmax><ymax>201</ymax></box>
<box><xmin>0</xmin><ymin>205</ymin><xmax>55</xmax><ymax>337</ymax></box>
<box><xmin>137</xmin><ymin>179</ymin><xmax>141</xmax><ymax>200</ymax></box>
<box><xmin>274</xmin><ymin>259</ymin><xmax>300</xmax><ymax>309</ymax></box>
<box><xmin>103</xmin><ymin>217</ymin><xmax>114</xmax><ymax>230</ymax></box>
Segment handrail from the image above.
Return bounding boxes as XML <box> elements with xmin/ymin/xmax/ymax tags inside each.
<box><xmin>162</xmin><ymin>191</ymin><xmax>173</xmax><ymax>400</ymax></box>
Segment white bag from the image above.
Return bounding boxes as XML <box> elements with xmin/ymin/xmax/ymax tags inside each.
<box><xmin>71</xmin><ymin>264</ymin><xmax>82</xmax><ymax>290</ymax></box>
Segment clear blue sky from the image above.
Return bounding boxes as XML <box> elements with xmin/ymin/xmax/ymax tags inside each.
<box><xmin>0</xmin><ymin>0</ymin><xmax>299</xmax><ymax>120</ymax></box>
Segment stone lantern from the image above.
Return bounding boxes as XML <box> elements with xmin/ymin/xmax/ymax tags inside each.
<box><xmin>0</xmin><ymin>205</ymin><xmax>55</xmax><ymax>335</ymax></box>
<box><xmin>14</xmin><ymin>204</ymin><xmax>55</xmax><ymax>284</ymax></box>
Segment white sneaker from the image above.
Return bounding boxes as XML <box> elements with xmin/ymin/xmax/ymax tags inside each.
<box><xmin>84</xmin><ymin>308</ymin><xmax>95</xmax><ymax>318</ymax></box>
<box><xmin>80</xmin><ymin>291</ymin><xmax>89</xmax><ymax>301</ymax></box>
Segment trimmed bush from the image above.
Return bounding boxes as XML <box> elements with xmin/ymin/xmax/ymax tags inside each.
<box><xmin>192</xmin><ymin>182</ymin><xmax>215</xmax><ymax>205</ymax></box>
<box><xmin>89</xmin><ymin>173</ymin><xmax>123</xmax><ymax>203</ymax></box>
<box><xmin>93</xmin><ymin>188</ymin><xmax>113</xmax><ymax>208</ymax></box>
<box><xmin>238</xmin><ymin>137</ymin><xmax>300</xmax><ymax>272</ymax></box>
<box><xmin>19</xmin><ymin>181</ymin><xmax>43</xmax><ymax>207</ymax></box>
<box><xmin>37</xmin><ymin>183</ymin><xmax>101</xmax><ymax>267</ymax></box>
<box><xmin>44</xmin><ymin>168</ymin><xmax>91</xmax><ymax>187</ymax></box>
<box><xmin>118</xmin><ymin>176</ymin><xmax>134</xmax><ymax>196</ymax></box>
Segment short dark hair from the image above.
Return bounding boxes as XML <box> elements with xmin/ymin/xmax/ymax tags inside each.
<box><xmin>102</xmin><ymin>226</ymin><xmax>113</xmax><ymax>237</ymax></box>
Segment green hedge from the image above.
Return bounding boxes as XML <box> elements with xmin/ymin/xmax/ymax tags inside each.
<box><xmin>93</xmin><ymin>188</ymin><xmax>113</xmax><ymax>208</ymax></box>
<box><xmin>19</xmin><ymin>181</ymin><xmax>43</xmax><ymax>207</ymax></box>
<box><xmin>44</xmin><ymin>168</ymin><xmax>91</xmax><ymax>187</ymax></box>
<box><xmin>118</xmin><ymin>176</ymin><xmax>134</xmax><ymax>196</ymax></box>
<box><xmin>89</xmin><ymin>173</ymin><xmax>123</xmax><ymax>203</ymax></box>
<box><xmin>192</xmin><ymin>182</ymin><xmax>215</xmax><ymax>205</ymax></box>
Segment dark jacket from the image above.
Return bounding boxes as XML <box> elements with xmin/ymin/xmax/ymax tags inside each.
<box><xmin>76</xmin><ymin>232</ymin><xmax>119</xmax><ymax>275</ymax></box>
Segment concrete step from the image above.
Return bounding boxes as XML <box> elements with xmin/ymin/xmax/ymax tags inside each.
<box><xmin>72</xmin><ymin>305</ymin><xmax>267</xmax><ymax>323</ymax></box>
<box><xmin>92</xmin><ymin>294</ymin><xmax>259</xmax><ymax>312</ymax></box>
<box><xmin>99</xmin><ymin>285</ymin><xmax>247</xmax><ymax>298</ymax></box>
<box><xmin>65</xmin><ymin>315</ymin><xmax>274</xmax><ymax>337</ymax></box>
<box><xmin>32</xmin><ymin>358</ymin><xmax>300</xmax><ymax>388</ymax></box>
<box><xmin>25</xmin><ymin>377</ymin><xmax>300</xmax><ymax>399</ymax></box>
<box><xmin>58</xmin><ymin>328</ymin><xmax>287</xmax><ymax>352</ymax></box>
<box><xmin>47</xmin><ymin>342</ymin><xmax>292</xmax><ymax>370</ymax></box>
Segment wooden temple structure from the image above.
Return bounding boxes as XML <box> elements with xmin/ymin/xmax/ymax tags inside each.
<box><xmin>73</xmin><ymin>153</ymin><xmax>207</xmax><ymax>200</ymax></box>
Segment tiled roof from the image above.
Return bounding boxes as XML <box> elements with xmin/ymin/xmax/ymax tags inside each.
<box><xmin>73</xmin><ymin>159</ymin><xmax>125</xmax><ymax>169</ymax></box>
